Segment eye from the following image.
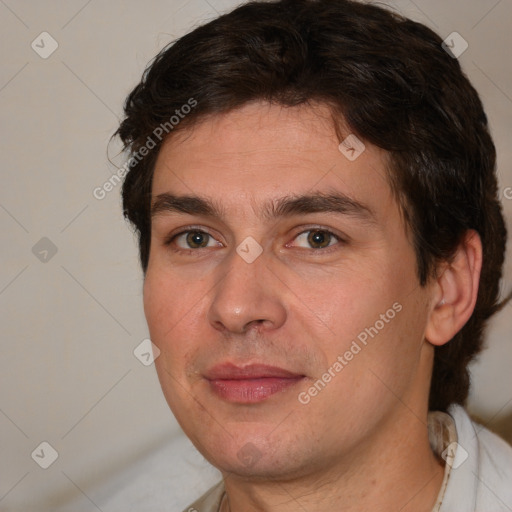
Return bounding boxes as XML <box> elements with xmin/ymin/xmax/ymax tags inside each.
<box><xmin>292</xmin><ymin>229</ymin><xmax>341</xmax><ymax>249</ymax></box>
<box><xmin>169</xmin><ymin>230</ymin><xmax>220</xmax><ymax>250</ymax></box>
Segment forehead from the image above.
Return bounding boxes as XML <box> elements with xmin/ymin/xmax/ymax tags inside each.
<box><xmin>151</xmin><ymin>101</ymin><xmax>394</xmax><ymax>217</ymax></box>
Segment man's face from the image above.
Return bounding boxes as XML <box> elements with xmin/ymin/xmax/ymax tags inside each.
<box><xmin>144</xmin><ymin>102</ymin><xmax>435</xmax><ymax>479</ymax></box>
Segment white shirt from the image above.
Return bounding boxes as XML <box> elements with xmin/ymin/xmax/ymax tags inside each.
<box><xmin>183</xmin><ymin>404</ymin><xmax>512</xmax><ymax>512</ymax></box>
<box><xmin>438</xmin><ymin>404</ymin><xmax>512</xmax><ymax>511</ymax></box>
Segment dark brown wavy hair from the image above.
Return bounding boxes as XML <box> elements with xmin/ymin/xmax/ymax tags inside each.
<box><xmin>113</xmin><ymin>0</ymin><xmax>510</xmax><ymax>412</ymax></box>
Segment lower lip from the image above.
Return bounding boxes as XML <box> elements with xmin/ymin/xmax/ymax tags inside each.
<box><xmin>208</xmin><ymin>377</ymin><xmax>304</xmax><ymax>403</ymax></box>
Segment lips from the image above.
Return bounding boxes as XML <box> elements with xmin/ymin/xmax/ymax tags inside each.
<box><xmin>204</xmin><ymin>363</ymin><xmax>305</xmax><ymax>403</ymax></box>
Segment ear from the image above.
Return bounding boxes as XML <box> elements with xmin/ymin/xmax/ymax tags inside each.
<box><xmin>425</xmin><ymin>230</ymin><xmax>483</xmax><ymax>347</ymax></box>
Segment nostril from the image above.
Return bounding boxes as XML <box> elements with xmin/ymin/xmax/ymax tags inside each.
<box><xmin>243</xmin><ymin>319</ymin><xmax>267</xmax><ymax>332</ymax></box>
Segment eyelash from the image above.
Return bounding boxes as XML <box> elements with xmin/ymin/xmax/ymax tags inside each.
<box><xmin>163</xmin><ymin>226</ymin><xmax>346</xmax><ymax>254</ymax></box>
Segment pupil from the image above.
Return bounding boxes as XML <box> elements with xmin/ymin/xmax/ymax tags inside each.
<box><xmin>308</xmin><ymin>230</ymin><xmax>330</xmax><ymax>248</ymax></box>
<box><xmin>188</xmin><ymin>232</ymin><xmax>207</xmax><ymax>248</ymax></box>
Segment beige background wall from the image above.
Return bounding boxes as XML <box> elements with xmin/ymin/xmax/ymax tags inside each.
<box><xmin>0</xmin><ymin>1</ymin><xmax>511</xmax><ymax>511</ymax></box>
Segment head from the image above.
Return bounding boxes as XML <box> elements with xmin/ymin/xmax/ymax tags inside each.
<box><xmin>114</xmin><ymin>0</ymin><xmax>508</xmax><ymax>478</ymax></box>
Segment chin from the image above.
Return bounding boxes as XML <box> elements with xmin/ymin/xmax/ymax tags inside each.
<box><xmin>190</xmin><ymin>428</ymin><xmax>312</xmax><ymax>481</ymax></box>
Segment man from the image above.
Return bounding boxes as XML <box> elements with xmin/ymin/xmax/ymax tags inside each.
<box><xmin>114</xmin><ymin>0</ymin><xmax>512</xmax><ymax>510</ymax></box>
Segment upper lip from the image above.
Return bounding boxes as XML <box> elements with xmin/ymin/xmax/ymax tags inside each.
<box><xmin>204</xmin><ymin>363</ymin><xmax>304</xmax><ymax>380</ymax></box>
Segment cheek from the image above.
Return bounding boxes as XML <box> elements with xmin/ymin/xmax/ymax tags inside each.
<box><xmin>144</xmin><ymin>263</ymin><xmax>202</xmax><ymax>332</ymax></box>
<box><xmin>285</xmin><ymin>264</ymin><xmax>393</xmax><ymax>349</ymax></box>
<box><xmin>143</xmin><ymin>266</ymin><xmax>213</xmax><ymax>387</ymax></box>
<box><xmin>144</xmin><ymin>271</ymin><xmax>203</xmax><ymax>414</ymax></box>
<box><xmin>143</xmin><ymin>272</ymin><xmax>170</xmax><ymax>340</ymax></box>
<box><xmin>143</xmin><ymin>268</ymin><xmax>191</xmax><ymax>360</ymax></box>
<box><xmin>298</xmin><ymin>262</ymin><xmax>424</xmax><ymax>404</ymax></box>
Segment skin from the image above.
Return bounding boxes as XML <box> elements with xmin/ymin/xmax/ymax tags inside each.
<box><xmin>143</xmin><ymin>101</ymin><xmax>482</xmax><ymax>511</ymax></box>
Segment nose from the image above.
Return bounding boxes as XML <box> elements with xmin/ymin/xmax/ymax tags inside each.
<box><xmin>207</xmin><ymin>247</ymin><xmax>287</xmax><ymax>336</ymax></box>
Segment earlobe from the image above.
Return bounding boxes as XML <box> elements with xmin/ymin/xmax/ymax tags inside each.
<box><xmin>425</xmin><ymin>230</ymin><xmax>483</xmax><ymax>347</ymax></box>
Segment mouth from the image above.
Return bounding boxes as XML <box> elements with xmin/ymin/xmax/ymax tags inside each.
<box><xmin>204</xmin><ymin>363</ymin><xmax>305</xmax><ymax>403</ymax></box>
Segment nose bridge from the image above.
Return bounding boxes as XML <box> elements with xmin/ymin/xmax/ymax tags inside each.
<box><xmin>208</xmin><ymin>243</ymin><xmax>286</xmax><ymax>334</ymax></box>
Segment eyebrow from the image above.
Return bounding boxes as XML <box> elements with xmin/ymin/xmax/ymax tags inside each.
<box><xmin>150</xmin><ymin>191</ymin><xmax>376</xmax><ymax>225</ymax></box>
